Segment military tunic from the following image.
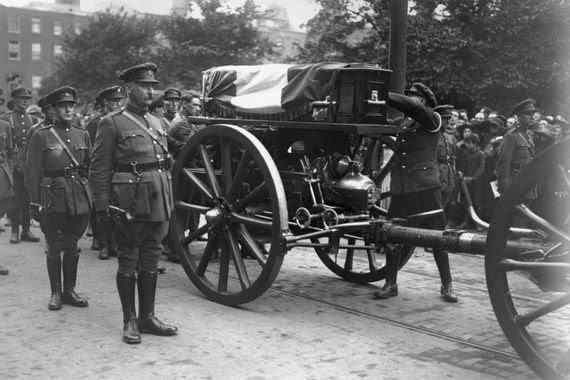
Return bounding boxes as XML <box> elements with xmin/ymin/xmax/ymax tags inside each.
<box><xmin>0</xmin><ymin>119</ymin><xmax>13</xmax><ymax>214</ymax></box>
<box><xmin>24</xmin><ymin>121</ymin><xmax>92</xmax><ymax>249</ymax></box>
<box><xmin>496</xmin><ymin>128</ymin><xmax>535</xmax><ymax>195</ymax></box>
<box><xmin>89</xmin><ymin>103</ymin><xmax>173</xmax><ymax>274</ymax></box>
<box><xmin>436</xmin><ymin>131</ymin><xmax>457</xmax><ymax>194</ymax></box>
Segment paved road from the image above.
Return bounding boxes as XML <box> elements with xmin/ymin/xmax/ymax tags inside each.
<box><xmin>0</xmin><ymin>224</ymin><xmax>549</xmax><ymax>379</ymax></box>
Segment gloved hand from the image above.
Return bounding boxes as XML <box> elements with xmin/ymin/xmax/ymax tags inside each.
<box><xmin>30</xmin><ymin>203</ymin><xmax>44</xmax><ymax>224</ymax></box>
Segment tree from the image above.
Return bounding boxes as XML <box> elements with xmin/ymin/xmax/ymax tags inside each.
<box><xmin>158</xmin><ymin>0</ymin><xmax>272</xmax><ymax>89</ymax></box>
<box><xmin>43</xmin><ymin>1</ymin><xmax>272</xmax><ymax>107</ymax></box>
<box><xmin>298</xmin><ymin>0</ymin><xmax>570</xmax><ymax>116</ymax></box>
<box><xmin>44</xmin><ymin>8</ymin><xmax>160</xmax><ymax>104</ymax></box>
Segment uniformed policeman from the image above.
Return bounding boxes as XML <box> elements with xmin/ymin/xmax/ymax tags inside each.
<box><xmin>0</xmin><ymin>87</ymin><xmax>40</xmax><ymax>244</ymax></box>
<box><xmin>25</xmin><ymin>86</ymin><xmax>92</xmax><ymax>311</ymax></box>
<box><xmin>85</xmin><ymin>85</ymin><xmax>126</xmax><ymax>259</ymax></box>
<box><xmin>496</xmin><ymin>99</ymin><xmax>538</xmax><ymax>195</ymax></box>
<box><xmin>163</xmin><ymin>87</ymin><xmax>181</xmax><ymax>124</ymax></box>
<box><xmin>434</xmin><ymin>105</ymin><xmax>458</xmax><ymax>228</ymax></box>
<box><xmin>89</xmin><ymin>62</ymin><xmax>178</xmax><ymax>344</ymax></box>
<box><xmin>373</xmin><ymin>83</ymin><xmax>458</xmax><ymax>303</ymax></box>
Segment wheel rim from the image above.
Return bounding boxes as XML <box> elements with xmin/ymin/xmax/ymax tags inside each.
<box><xmin>171</xmin><ymin>124</ymin><xmax>288</xmax><ymax>305</ymax></box>
<box><xmin>486</xmin><ymin>137</ymin><xmax>570</xmax><ymax>379</ymax></box>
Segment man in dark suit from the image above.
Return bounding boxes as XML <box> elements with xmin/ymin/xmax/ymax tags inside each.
<box><xmin>372</xmin><ymin>83</ymin><xmax>458</xmax><ymax>303</ymax></box>
<box><xmin>25</xmin><ymin>86</ymin><xmax>91</xmax><ymax>311</ymax></box>
<box><xmin>89</xmin><ymin>62</ymin><xmax>178</xmax><ymax>344</ymax></box>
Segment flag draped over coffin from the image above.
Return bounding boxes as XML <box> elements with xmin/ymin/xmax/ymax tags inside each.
<box><xmin>202</xmin><ymin>62</ymin><xmax>348</xmax><ymax>120</ymax></box>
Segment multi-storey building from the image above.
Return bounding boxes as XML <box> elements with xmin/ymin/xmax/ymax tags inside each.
<box><xmin>0</xmin><ymin>0</ymin><xmax>89</xmax><ymax>110</ymax></box>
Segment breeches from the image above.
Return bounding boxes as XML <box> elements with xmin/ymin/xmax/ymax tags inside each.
<box><xmin>115</xmin><ymin>221</ymin><xmax>169</xmax><ymax>274</ymax></box>
<box><xmin>42</xmin><ymin>213</ymin><xmax>89</xmax><ymax>258</ymax></box>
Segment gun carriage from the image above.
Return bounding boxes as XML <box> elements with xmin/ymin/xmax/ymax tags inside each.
<box><xmin>169</xmin><ymin>63</ymin><xmax>570</xmax><ymax>379</ymax></box>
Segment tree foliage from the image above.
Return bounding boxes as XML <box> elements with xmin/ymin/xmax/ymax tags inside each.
<box><xmin>299</xmin><ymin>0</ymin><xmax>570</xmax><ymax>115</ymax></box>
<box><xmin>44</xmin><ymin>0</ymin><xmax>270</xmax><ymax>106</ymax></box>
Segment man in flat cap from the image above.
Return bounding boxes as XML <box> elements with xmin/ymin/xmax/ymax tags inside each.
<box><xmin>85</xmin><ymin>85</ymin><xmax>126</xmax><ymax>259</ymax></box>
<box><xmin>496</xmin><ymin>99</ymin><xmax>538</xmax><ymax>196</ymax></box>
<box><xmin>434</xmin><ymin>105</ymin><xmax>458</xmax><ymax>229</ymax></box>
<box><xmin>373</xmin><ymin>83</ymin><xmax>458</xmax><ymax>303</ymax></box>
<box><xmin>25</xmin><ymin>86</ymin><xmax>92</xmax><ymax>311</ymax></box>
<box><xmin>163</xmin><ymin>87</ymin><xmax>181</xmax><ymax>124</ymax></box>
<box><xmin>1</xmin><ymin>87</ymin><xmax>41</xmax><ymax>244</ymax></box>
<box><xmin>89</xmin><ymin>62</ymin><xmax>179</xmax><ymax>344</ymax></box>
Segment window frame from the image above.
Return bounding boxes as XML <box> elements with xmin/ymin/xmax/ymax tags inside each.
<box><xmin>8</xmin><ymin>15</ymin><xmax>20</xmax><ymax>33</ymax></box>
<box><xmin>9</xmin><ymin>40</ymin><xmax>21</xmax><ymax>61</ymax></box>
<box><xmin>31</xmin><ymin>18</ymin><xmax>41</xmax><ymax>34</ymax></box>
<box><xmin>31</xmin><ymin>43</ymin><xmax>42</xmax><ymax>61</ymax></box>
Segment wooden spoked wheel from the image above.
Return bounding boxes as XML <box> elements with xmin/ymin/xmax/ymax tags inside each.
<box><xmin>313</xmin><ymin>135</ymin><xmax>414</xmax><ymax>283</ymax></box>
<box><xmin>170</xmin><ymin>124</ymin><xmax>288</xmax><ymax>306</ymax></box>
<box><xmin>486</xmin><ymin>137</ymin><xmax>570</xmax><ymax>379</ymax></box>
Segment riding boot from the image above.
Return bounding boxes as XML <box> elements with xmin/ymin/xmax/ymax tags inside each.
<box><xmin>20</xmin><ymin>227</ymin><xmax>40</xmax><ymax>242</ymax></box>
<box><xmin>10</xmin><ymin>225</ymin><xmax>19</xmax><ymax>244</ymax></box>
<box><xmin>46</xmin><ymin>254</ymin><xmax>62</xmax><ymax>310</ymax></box>
<box><xmin>433</xmin><ymin>249</ymin><xmax>458</xmax><ymax>302</ymax></box>
<box><xmin>137</xmin><ymin>270</ymin><xmax>178</xmax><ymax>336</ymax></box>
<box><xmin>62</xmin><ymin>253</ymin><xmax>88</xmax><ymax>307</ymax></box>
<box><xmin>117</xmin><ymin>272</ymin><xmax>141</xmax><ymax>344</ymax></box>
<box><xmin>372</xmin><ymin>245</ymin><xmax>400</xmax><ymax>299</ymax></box>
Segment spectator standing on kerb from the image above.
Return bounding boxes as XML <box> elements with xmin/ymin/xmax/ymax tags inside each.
<box><xmin>89</xmin><ymin>62</ymin><xmax>179</xmax><ymax>344</ymax></box>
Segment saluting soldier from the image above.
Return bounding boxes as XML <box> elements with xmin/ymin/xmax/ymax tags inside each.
<box><xmin>85</xmin><ymin>85</ymin><xmax>126</xmax><ymax>259</ymax></box>
<box><xmin>0</xmin><ymin>87</ymin><xmax>40</xmax><ymax>244</ymax></box>
<box><xmin>372</xmin><ymin>83</ymin><xmax>458</xmax><ymax>303</ymax></box>
<box><xmin>89</xmin><ymin>62</ymin><xmax>178</xmax><ymax>344</ymax></box>
<box><xmin>25</xmin><ymin>86</ymin><xmax>92</xmax><ymax>311</ymax></box>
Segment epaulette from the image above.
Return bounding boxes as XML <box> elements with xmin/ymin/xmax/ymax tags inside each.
<box><xmin>38</xmin><ymin>123</ymin><xmax>52</xmax><ymax>131</ymax></box>
<box><xmin>108</xmin><ymin>107</ymin><xmax>124</xmax><ymax>118</ymax></box>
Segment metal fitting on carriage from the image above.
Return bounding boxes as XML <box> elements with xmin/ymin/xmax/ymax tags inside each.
<box><xmin>294</xmin><ymin>207</ymin><xmax>319</xmax><ymax>229</ymax></box>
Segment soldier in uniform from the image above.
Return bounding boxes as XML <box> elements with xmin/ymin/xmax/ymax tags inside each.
<box><xmin>0</xmin><ymin>116</ymin><xmax>13</xmax><ymax>257</ymax></box>
<box><xmin>434</xmin><ymin>105</ymin><xmax>458</xmax><ymax>228</ymax></box>
<box><xmin>496</xmin><ymin>99</ymin><xmax>538</xmax><ymax>196</ymax></box>
<box><xmin>163</xmin><ymin>87</ymin><xmax>181</xmax><ymax>124</ymax></box>
<box><xmin>89</xmin><ymin>62</ymin><xmax>178</xmax><ymax>344</ymax></box>
<box><xmin>0</xmin><ymin>87</ymin><xmax>40</xmax><ymax>244</ymax></box>
<box><xmin>169</xmin><ymin>91</ymin><xmax>203</xmax><ymax>145</ymax></box>
<box><xmin>372</xmin><ymin>83</ymin><xmax>458</xmax><ymax>303</ymax></box>
<box><xmin>25</xmin><ymin>86</ymin><xmax>91</xmax><ymax>311</ymax></box>
<box><xmin>85</xmin><ymin>85</ymin><xmax>126</xmax><ymax>259</ymax></box>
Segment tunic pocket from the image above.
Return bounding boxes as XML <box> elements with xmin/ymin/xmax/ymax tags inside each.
<box><xmin>111</xmin><ymin>179</ymin><xmax>152</xmax><ymax>217</ymax></box>
<box><xmin>40</xmin><ymin>178</ymin><xmax>66</xmax><ymax>212</ymax></box>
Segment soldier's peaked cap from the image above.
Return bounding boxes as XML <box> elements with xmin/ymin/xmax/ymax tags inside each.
<box><xmin>511</xmin><ymin>98</ymin><xmax>539</xmax><ymax>116</ymax></box>
<box><xmin>404</xmin><ymin>82</ymin><xmax>437</xmax><ymax>108</ymax></box>
<box><xmin>97</xmin><ymin>85</ymin><xmax>126</xmax><ymax>102</ymax></box>
<box><xmin>37</xmin><ymin>95</ymin><xmax>50</xmax><ymax>110</ymax></box>
<box><xmin>118</xmin><ymin>62</ymin><xmax>159</xmax><ymax>84</ymax></box>
<box><xmin>45</xmin><ymin>86</ymin><xmax>78</xmax><ymax>106</ymax></box>
<box><xmin>433</xmin><ymin>104</ymin><xmax>454</xmax><ymax>118</ymax></box>
<box><xmin>164</xmin><ymin>87</ymin><xmax>182</xmax><ymax>100</ymax></box>
<box><xmin>11</xmin><ymin>87</ymin><xmax>32</xmax><ymax>99</ymax></box>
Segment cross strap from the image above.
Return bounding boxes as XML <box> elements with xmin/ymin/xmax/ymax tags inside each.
<box><xmin>123</xmin><ymin>110</ymin><xmax>169</xmax><ymax>153</ymax></box>
<box><xmin>48</xmin><ymin>127</ymin><xmax>81</xmax><ymax>168</ymax></box>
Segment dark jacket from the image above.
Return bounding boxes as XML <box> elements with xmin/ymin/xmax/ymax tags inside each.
<box><xmin>89</xmin><ymin>104</ymin><xmax>174</xmax><ymax>222</ymax></box>
<box><xmin>436</xmin><ymin>131</ymin><xmax>457</xmax><ymax>193</ymax></box>
<box><xmin>24</xmin><ymin>121</ymin><xmax>92</xmax><ymax>215</ymax></box>
<box><xmin>496</xmin><ymin>128</ymin><xmax>535</xmax><ymax>194</ymax></box>
<box><xmin>0</xmin><ymin>119</ymin><xmax>13</xmax><ymax>201</ymax></box>
<box><xmin>0</xmin><ymin>110</ymin><xmax>38</xmax><ymax>172</ymax></box>
<box><xmin>387</xmin><ymin>92</ymin><xmax>442</xmax><ymax>195</ymax></box>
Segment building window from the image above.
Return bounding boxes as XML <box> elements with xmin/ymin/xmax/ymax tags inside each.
<box><xmin>54</xmin><ymin>44</ymin><xmax>63</xmax><ymax>57</ymax></box>
<box><xmin>8</xmin><ymin>15</ymin><xmax>20</xmax><ymax>33</ymax></box>
<box><xmin>32</xmin><ymin>76</ymin><xmax>42</xmax><ymax>96</ymax></box>
<box><xmin>32</xmin><ymin>43</ymin><xmax>42</xmax><ymax>60</ymax></box>
<box><xmin>32</xmin><ymin>18</ymin><xmax>41</xmax><ymax>34</ymax></box>
<box><xmin>54</xmin><ymin>21</ymin><xmax>62</xmax><ymax>35</ymax></box>
<box><xmin>9</xmin><ymin>41</ymin><xmax>20</xmax><ymax>60</ymax></box>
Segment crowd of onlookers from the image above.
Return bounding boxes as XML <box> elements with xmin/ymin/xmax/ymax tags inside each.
<box><xmin>435</xmin><ymin>104</ymin><xmax>568</xmax><ymax>231</ymax></box>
